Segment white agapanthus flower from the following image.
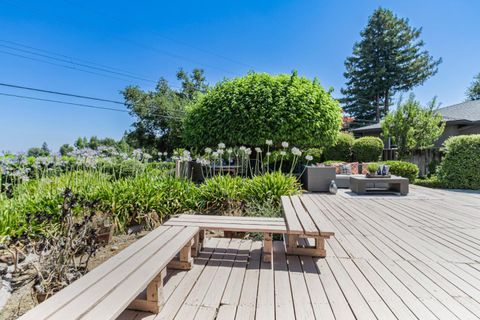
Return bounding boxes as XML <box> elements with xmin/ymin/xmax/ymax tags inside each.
<box><xmin>255</xmin><ymin>147</ymin><xmax>262</xmax><ymax>153</ymax></box>
<box><xmin>245</xmin><ymin>148</ymin><xmax>252</xmax><ymax>155</ymax></box>
<box><xmin>218</xmin><ymin>142</ymin><xmax>226</xmax><ymax>149</ymax></box>
<box><xmin>217</xmin><ymin>149</ymin><xmax>225</xmax><ymax>155</ymax></box>
<box><xmin>280</xmin><ymin>150</ymin><xmax>287</xmax><ymax>156</ymax></box>
<box><xmin>239</xmin><ymin>146</ymin><xmax>246</xmax><ymax>151</ymax></box>
<box><xmin>305</xmin><ymin>155</ymin><xmax>313</xmax><ymax>161</ymax></box>
<box><xmin>163</xmin><ymin>152</ymin><xmax>168</xmax><ymax>156</ymax></box>
<box><xmin>183</xmin><ymin>150</ymin><xmax>191</xmax><ymax>157</ymax></box>
<box><xmin>291</xmin><ymin>147</ymin><xmax>302</xmax><ymax>156</ymax></box>
<box><xmin>211</xmin><ymin>151</ymin><xmax>219</xmax><ymax>158</ymax></box>
<box><xmin>266</xmin><ymin>139</ymin><xmax>273</xmax><ymax>146</ymax></box>
<box><xmin>226</xmin><ymin>148</ymin><xmax>233</xmax><ymax>154</ymax></box>
<box><xmin>205</xmin><ymin>147</ymin><xmax>212</xmax><ymax>154</ymax></box>
<box><xmin>266</xmin><ymin>152</ymin><xmax>271</xmax><ymax>156</ymax></box>
<box><xmin>281</xmin><ymin>141</ymin><xmax>289</xmax><ymax>148</ymax></box>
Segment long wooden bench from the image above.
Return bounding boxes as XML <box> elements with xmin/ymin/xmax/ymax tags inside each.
<box><xmin>281</xmin><ymin>195</ymin><xmax>335</xmax><ymax>257</ymax></box>
<box><xmin>164</xmin><ymin>214</ymin><xmax>287</xmax><ymax>262</ymax></box>
<box><xmin>19</xmin><ymin>225</ymin><xmax>199</xmax><ymax>320</ymax></box>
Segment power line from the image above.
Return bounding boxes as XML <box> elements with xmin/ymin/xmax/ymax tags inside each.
<box><xmin>0</xmin><ymin>92</ymin><xmax>185</xmax><ymax>119</ymax></box>
<box><xmin>65</xmin><ymin>0</ymin><xmax>256</xmax><ymax>70</ymax></box>
<box><xmin>0</xmin><ymin>82</ymin><xmax>125</xmax><ymax>105</ymax></box>
<box><xmin>0</xmin><ymin>49</ymin><xmax>148</xmax><ymax>84</ymax></box>
<box><xmin>1</xmin><ymin>0</ymin><xmax>242</xmax><ymax>76</ymax></box>
<box><xmin>0</xmin><ymin>43</ymin><xmax>157</xmax><ymax>84</ymax></box>
<box><xmin>0</xmin><ymin>39</ymin><xmax>157</xmax><ymax>80</ymax></box>
<box><xmin>0</xmin><ymin>92</ymin><xmax>128</xmax><ymax>113</ymax></box>
<box><xmin>0</xmin><ymin>81</ymin><xmax>187</xmax><ymax>115</ymax></box>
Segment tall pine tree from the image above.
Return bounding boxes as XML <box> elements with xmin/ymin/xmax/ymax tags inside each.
<box><xmin>466</xmin><ymin>73</ymin><xmax>480</xmax><ymax>101</ymax></box>
<box><xmin>342</xmin><ymin>8</ymin><xmax>441</xmax><ymax>123</ymax></box>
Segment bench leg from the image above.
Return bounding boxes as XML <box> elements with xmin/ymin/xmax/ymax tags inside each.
<box><xmin>286</xmin><ymin>234</ymin><xmax>298</xmax><ymax>254</ymax></box>
<box><xmin>286</xmin><ymin>235</ymin><xmax>327</xmax><ymax>257</ymax></box>
<box><xmin>263</xmin><ymin>233</ymin><xmax>272</xmax><ymax>262</ymax></box>
<box><xmin>129</xmin><ymin>268</ymin><xmax>166</xmax><ymax>313</ymax></box>
<box><xmin>192</xmin><ymin>230</ymin><xmax>205</xmax><ymax>257</ymax></box>
<box><xmin>168</xmin><ymin>239</ymin><xmax>194</xmax><ymax>270</ymax></box>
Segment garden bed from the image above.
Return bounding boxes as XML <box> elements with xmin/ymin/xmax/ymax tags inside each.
<box><xmin>0</xmin><ymin>230</ymin><xmax>148</xmax><ymax>320</ymax></box>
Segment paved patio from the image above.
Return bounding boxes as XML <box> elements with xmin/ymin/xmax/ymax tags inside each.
<box><xmin>118</xmin><ymin>185</ymin><xmax>480</xmax><ymax>319</ymax></box>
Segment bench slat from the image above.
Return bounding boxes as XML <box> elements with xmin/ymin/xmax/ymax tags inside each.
<box><xmin>167</xmin><ymin>215</ymin><xmax>285</xmax><ymax>227</ymax></box>
<box><xmin>281</xmin><ymin>196</ymin><xmax>304</xmax><ymax>234</ymax></box>
<box><xmin>81</xmin><ymin>226</ymin><xmax>199</xmax><ymax>320</ymax></box>
<box><xmin>300</xmin><ymin>195</ymin><xmax>335</xmax><ymax>237</ymax></box>
<box><xmin>18</xmin><ymin>226</ymin><xmax>173</xmax><ymax>320</ymax></box>
<box><xmin>165</xmin><ymin>220</ymin><xmax>288</xmax><ymax>234</ymax></box>
<box><xmin>172</xmin><ymin>214</ymin><xmax>285</xmax><ymax>223</ymax></box>
<box><xmin>45</xmin><ymin>226</ymin><xmax>197</xmax><ymax>320</ymax></box>
<box><xmin>290</xmin><ymin>195</ymin><xmax>319</xmax><ymax>236</ymax></box>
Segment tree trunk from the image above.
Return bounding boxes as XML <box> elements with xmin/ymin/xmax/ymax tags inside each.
<box><xmin>375</xmin><ymin>95</ymin><xmax>380</xmax><ymax>122</ymax></box>
<box><xmin>384</xmin><ymin>89</ymin><xmax>390</xmax><ymax>115</ymax></box>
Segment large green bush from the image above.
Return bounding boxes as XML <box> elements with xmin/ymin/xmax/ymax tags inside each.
<box><xmin>323</xmin><ymin>132</ymin><xmax>354</xmax><ymax>161</ymax></box>
<box><xmin>437</xmin><ymin>135</ymin><xmax>480</xmax><ymax>189</ymax></box>
<box><xmin>352</xmin><ymin>137</ymin><xmax>384</xmax><ymax>162</ymax></box>
<box><xmin>183</xmin><ymin>72</ymin><xmax>342</xmax><ymax>148</ymax></box>
<box><xmin>382</xmin><ymin>161</ymin><xmax>419</xmax><ymax>182</ymax></box>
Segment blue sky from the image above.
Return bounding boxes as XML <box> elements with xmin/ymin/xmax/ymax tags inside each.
<box><xmin>0</xmin><ymin>0</ymin><xmax>478</xmax><ymax>152</ymax></box>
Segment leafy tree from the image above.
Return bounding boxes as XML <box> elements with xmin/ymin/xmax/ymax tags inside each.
<box><xmin>59</xmin><ymin>144</ymin><xmax>74</xmax><ymax>156</ymax></box>
<box><xmin>381</xmin><ymin>94</ymin><xmax>445</xmax><ymax>158</ymax></box>
<box><xmin>41</xmin><ymin>142</ymin><xmax>50</xmax><ymax>155</ymax></box>
<box><xmin>27</xmin><ymin>142</ymin><xmax>50</xmax><ymax>157</ymax></box>
<box><xmin>466</xmin><ymin>73</ymin><xmax>480</xmax><ymax>101</ymax></box>
<box><xmin>123</xmin><ymin>69</ymin><xmax>208</xmax><ymax>152</ymax></box>
<box><xmin>342</xmin><ymin>8</ymin><xmax>442</xmax><ymax>122</ymax></box>
<box><xmin>176</xmin><ymin>68</ymin><xmax>208</xmax><ymax>100</ymax></box>
<box><xmin>74</xmin><ymin>137</ymin><xmax>88</xmax><ymax>149</ymax></box>
<box><xmin>183</xmin><ymin>72</ymin><xmax>342</xmax><ymax>148</ymax></box>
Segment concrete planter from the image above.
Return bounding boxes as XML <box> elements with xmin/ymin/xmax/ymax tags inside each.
<box><xmin>302</xmin><ymin>166</ymin><xmax>336</xmax><ymax>192</ymax></box>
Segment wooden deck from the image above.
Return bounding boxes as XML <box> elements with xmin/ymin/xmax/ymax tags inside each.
<box><xmin>118</xmin><ymin>186</ymin><xmax>480</xmax><ymax>320</ymax></box>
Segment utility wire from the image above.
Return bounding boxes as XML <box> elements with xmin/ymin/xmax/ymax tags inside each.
<box><xmin>0</xmin><ymin>43</ymin><xmax>157</xmax><ymax>83</ymax></box>
<box><xmin>0</xmin><ymin>49</ymin><xmax>147</xmax><ymax>84</ymax></box>
<box><xmin>0</xmin><ymin>92</ymin><xmax>128</xmax><ymax>113</ymax></box>
<box><xmin>0</xmin><ymin>82</ymin><xmax>125</xmax><ymax>105</ymax></box>
<box><xmin>65</xmin><ymin>0</ymin><xmax>256</xmax><ymax>70</ymax></box>
<box><xmin>0</xmin><ymin>39</ymin><xmax>157</xmax><ymax>80</ymax></box>
<box><xmin>0</xmin><ymin>82</ymin><xmax>187</xmax><ymax>115</ymax></box>
<box><xmin>1</xmin><ymin>0</ymin><xmax>241</xmax><ymax>76</ymax></box>
<box><xmin>0</xmin><ymin>92</ymin><xmax>184</xmax><ymax>119</ymax></box>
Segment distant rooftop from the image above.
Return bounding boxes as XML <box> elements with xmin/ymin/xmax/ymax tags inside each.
<box><xmin>352</xmin><ymin>99</ymin><xmax>480</xmax><ymax>132</ymax></box>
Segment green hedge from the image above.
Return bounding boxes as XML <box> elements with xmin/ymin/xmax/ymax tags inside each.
<box><xmin>352</xmin><ymin>137</ymin><xmax>384</xmax><ymax>162</ymax></box>
<box><xmin>183</xmin><ymin>72</ymin><xmax>342</xmax><ymax>148</ymax></box>
<box><xmin>437</xmin><ymin>135</ymin><xmax>480</xmax><ymax>189</ymax></box>
<box><xmin>382</xmin><ymin>161</ymin><xmax>419</xmax><ymax>182</ymax></box>
<box><xmin>323</xmin><ymin>132</ymin><xmax>354</xmax><ymax>161</ymax></box>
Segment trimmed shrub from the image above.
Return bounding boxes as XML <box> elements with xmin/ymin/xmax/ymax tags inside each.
<box><xmin>414</xmin><ymin>176</ymin><xmax>444</xmax><ymax>188</ymax></box>
<box><xmin>323</xmin><ymin>132</ymin><xmax>354</xmax><ymax>161</ymax></box>
<box><xmin>437</xmin><ymin>135</ymin><xmax>480</xmax><ymax>189</ymax></box>
<box><xmin>304</xmin><ymin>148</ymin><xmax>323</xmax><ymax>164</ymax></box>
<box><xmin>352</xmin><ymin>137</ymin><xmax>384</xmax><ymax>162</ymax></box>
<box><xmin>183</xmin><ymin>72</ymin><xmax>342</xmax><ymax>148</ymax></box>
<box><xmin>382</xmin><ymin>161</ymin><xmax>419</xmax><ymax>182</ymax></box>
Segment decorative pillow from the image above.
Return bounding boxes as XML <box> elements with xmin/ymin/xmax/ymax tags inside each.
<box><xmin>340</xmin><ymin>164</ymin><xmax>352</xmax><ymax>175</ymax></box>
<box><xmin>350</xmin><ymin>162</ymin><xmax>359</xmax><ymax>175</ymax></box>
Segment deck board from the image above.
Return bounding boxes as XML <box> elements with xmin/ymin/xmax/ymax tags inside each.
<box><xmin>118</xmin><ymin>186</ymin><xmax>480</xmax><ymax>320</ymax></box>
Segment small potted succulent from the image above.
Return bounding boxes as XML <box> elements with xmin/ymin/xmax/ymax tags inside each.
<box><xmin>366</xmin><ymin>163</ymin><xmax>390</xmax><ymax>178</ymax></box>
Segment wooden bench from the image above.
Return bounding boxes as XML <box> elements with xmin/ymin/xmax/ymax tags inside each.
<box><xmin>281</xmin><ymin>195</ymin><xmax>335</xmax><ymax>257</ymax></box>
<box><xmin>164</xmin><ymin>214</ymin><xmax>287</xmax><ymax>263</ymax></box>
<box><xmin>19</xmin><ymin>225</ymin><xmax>199</xmax><ymax>320</ymax></box>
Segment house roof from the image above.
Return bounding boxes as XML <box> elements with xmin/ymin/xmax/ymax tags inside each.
<box><xmin>352</xmin><ymin>99</ymin><xmax>480</xmax><ymax>132</ymax></box>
